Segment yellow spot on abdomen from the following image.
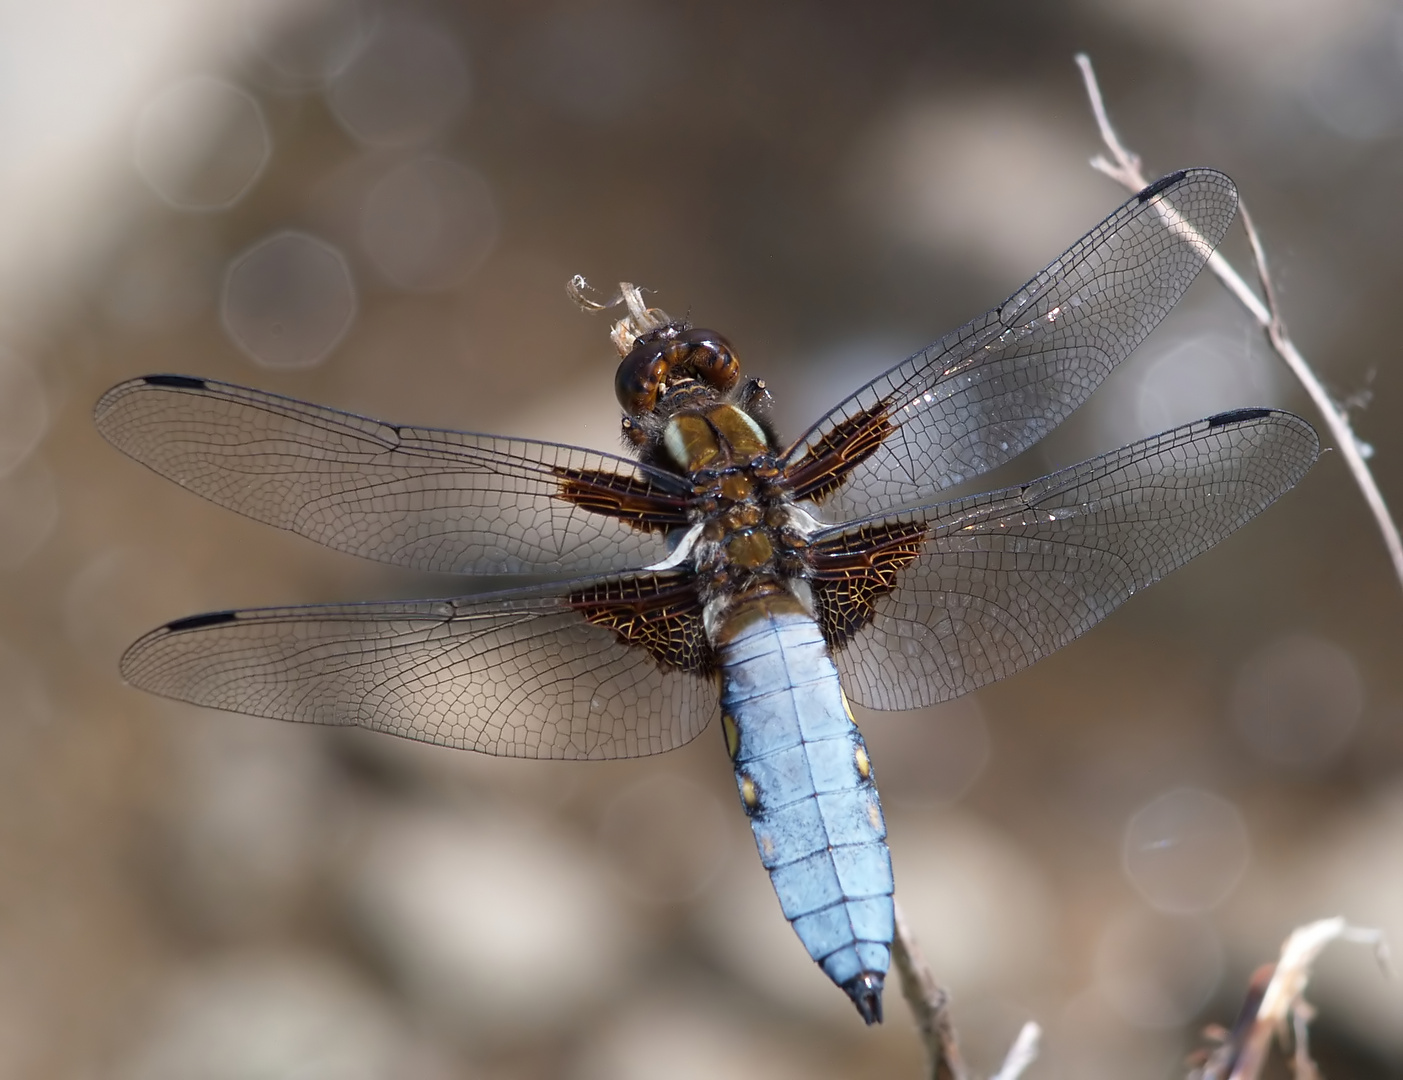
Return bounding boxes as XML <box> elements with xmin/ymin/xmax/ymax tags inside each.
<box><xmin>840</xmin><ymin>690</ymin><xmax>856</xmax><ymax>725</ymax></box>
<box><xmin>722</xmin><ymin>713</ymin><xmax>740</xmax><ymax>760</ymax></box>
<box><xmin>867</xmin><ymin>798</ymin><xmax>883</xmax><ymax>830</ymax></box>
<box><xmin>740</xmin><ymin>774</ymin><xmax>759</xmax><ymax>810</ymax></box>
<box><xmin>855</xmin><ymin>744</ymin><xmax>871</xmax><ymax>780</ymax></box>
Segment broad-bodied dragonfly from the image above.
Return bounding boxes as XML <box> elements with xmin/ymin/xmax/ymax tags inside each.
<box><xmin>95</xmin><ymin>169</ymin><xmax>1317</xmax><ymax>1023</ymax></box>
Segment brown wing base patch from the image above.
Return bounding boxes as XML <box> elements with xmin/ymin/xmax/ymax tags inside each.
<box><xmin>808</xmin><ymin>520</ymin><xmax>928</xmax><ymax>648</ymax></box>
<box><xmin>555</xmin><ymin>467</ymin><xmax>691</xmax><ymax>533</ymax></box>
<box><xmin>783</xmin><ymin>399</ymin><xmax>895</xmax><ymax>504</ymax></box>
<box><xmin>568</xmin><ymin>574</ymin><xmax>714</xmax><ymax>675</ymax></box>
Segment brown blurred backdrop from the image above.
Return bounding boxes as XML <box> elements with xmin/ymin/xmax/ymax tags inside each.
<box><xmin>2</xmin><ymin>0</ymin><xmax>1401</xmax><ymax>1076</ymax></box>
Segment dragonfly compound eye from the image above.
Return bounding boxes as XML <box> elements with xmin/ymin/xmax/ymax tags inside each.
<box><xmin>677</xmin><ymin>328</ymin><xmax>740</xmax><ymax>392</ymax></box>
<box><xmin>615</xmin><ymin>339</ymin><xmax>672</xmax><ymax>414</ymax></box>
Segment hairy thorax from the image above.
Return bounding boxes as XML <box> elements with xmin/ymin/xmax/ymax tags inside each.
<box><xmin>654</xmin><ymin>398</ymin><xmax>820</xmax><ymax>636</ymax></box>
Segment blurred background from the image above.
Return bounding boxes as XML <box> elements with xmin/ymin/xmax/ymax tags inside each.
<box><xmin>3</xmin><ymin>0</ymin><xmax>1402</xmax><ymax>1076</ymax></box>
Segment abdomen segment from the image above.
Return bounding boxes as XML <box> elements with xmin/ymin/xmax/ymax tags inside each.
<box><xmin>715</xmin><ymin>593</ymin><xmax>894</xmax><ymax>1023</ymax></box>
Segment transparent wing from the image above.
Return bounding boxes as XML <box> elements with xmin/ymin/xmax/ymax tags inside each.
<box><xmin>783</xmin><ymin>169</ymin><xmax>1240</xmax><ymax>520</ymax></box>
<box><xmin>94</xmin><ymin>376</ymin><xmax>693</xmax><ymax>576</ymax></box>
<box><xmin>810</xmin><ymin>409</ymin><xmax>1318</xmax><ymax>711</ymax></box>
<box><xmin>120</xmin><ymin>576</ymin><xmax>717</xmax><ymax>760</ymax></box>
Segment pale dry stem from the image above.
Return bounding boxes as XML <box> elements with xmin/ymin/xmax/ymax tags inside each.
<box><xmin>989</xmin><ymin>1021</ymin><xmax>1042</xmax><ymax>1080</ymax></box>
<box><xmin>892</xmin><ymin>899</ymin><xmax>1042</xmax><ymax>1080</ymax></box>
<box><xmin>896</xmin><ymin>67</ymin><xmax>1396</xmax><ymax>1080</ymax></box>
<box><xmin>893</xmin><ymin>897</ymin><xmax>970</xmax><ymax>1080</ymax></box>
<box><xmin>1073</xmin><ymin>52</ymin><xmax>1403</xmax><ymax>599</ymax></box>
<box><xmin>1190</xmin><ymin>918</ymin><xmax>1388</xmax><ymax>1080</ymax></box>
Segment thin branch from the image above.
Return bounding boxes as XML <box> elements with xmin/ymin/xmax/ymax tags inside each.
<box><xmin>893</xmin><ymin>898</ymin><xmax>972</xmax><ymax>1080</ymax></box>
<box><xmin>989</xmin><ymin>1022</ymin><xmax>1042</xmax><ymax>1080</ymax></box>
<box><xmin>893</xmin><ymin>902</ymin><xmax>1043</xmax><ymax>1079</ymax></box>
<box><xmin>1189</xmin><ymin>917</ymin><xmax>1388</xmax><ymax>1080</ymax></box>
<box><xmin>1073</xmin><ymin>53</ymin><xmax>1403</xmax><ymax>597</ymax></box>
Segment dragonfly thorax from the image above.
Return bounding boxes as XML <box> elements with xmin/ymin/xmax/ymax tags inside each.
<box><xmin>660</xmin><ymin>407</ymin><xmax>816</xmax><ymax>625</ymax></box>
<box><xmin>662</xmin><ymin>404</ymin><xmax>769</xmax><ymax>471</ymax></box>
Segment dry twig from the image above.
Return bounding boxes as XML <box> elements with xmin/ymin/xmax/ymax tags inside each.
<box><xmin>989</xmin><ymin>1021</ymin><xmax>1042</xmax><ymax>1080</ymax></box>
<box><xmin>893</xmin><ymin>60</ymin><xmax>1395</xmax><ymax>1079</ymax></box>
<box><xmin>1074</xmin><ymin>53</ymin><xmax>1403</xmax><ymax>598</ymax></box>
<box><xmin>893</xmin><ymin>899</ymin><xmax>1042</xmax><ymax>1080</ymax></box>
<box><xmin>1189</xmin><ymin>917</ymin><xmax>1388</xmax><ymax>1080</ymax></box>
<box><xmin>893</xmin><ymin>898</ymin><xmax>971</xmax><ymax>1080</ymax></box>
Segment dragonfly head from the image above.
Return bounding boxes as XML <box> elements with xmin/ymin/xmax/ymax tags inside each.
<box><xmin>568</xmin><ymin>276</ymin><xmax>742</xmax><ymax>419</ymax></box>
<box><xmin>614</xmin><ymin>324</ymin><xmax>741</xmax><ymax>417</ymax></box>
<box><xmin>569</xmin><ymin>276</ymin><xmax>751</xmax><ymax>461</ymax></box>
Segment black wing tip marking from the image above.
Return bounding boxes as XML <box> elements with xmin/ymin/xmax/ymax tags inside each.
<box><xmin>94</xmin><ymin>374</ymin><xmax>209</xmax><ymax>424</ymax></box>
<box><xmin>163</xmin><ymin>610</ymin><xmax>239</xmax><ymax>633</ymax></box>
<box><xmin>1205</xmin><ymin>407</ymin><xmax>1277</xmax><ymax>428</ymax></box>
<box><xmin>141</xmin><ymin>374</ymin><xmax>209</xmax><ymax>390</ymax></box>
<box><xmin>1138</xmin><ymin>170</ymin><xmax>1189</xmax><ymax>202</ymax></box>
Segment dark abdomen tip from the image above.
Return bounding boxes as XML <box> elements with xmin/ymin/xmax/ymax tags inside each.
<box><xmin>845</xmin><ymin>972</ymin><xmax>884</xmax><ymax>1025</ymax></box>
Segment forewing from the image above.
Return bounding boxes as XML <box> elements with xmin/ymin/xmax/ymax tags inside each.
<box><xmin>783</xmin><ymin>169</ymin><xmax>1240</xmax><ymax>519</ymax></box>
<box><xmin>121</xmin><ymin>573</ymin><xmax>717</xmax><ymax>760</ymax></box>
<box><xmin>808</xmin><ymin>409</ymin><xmax>1318</xmax><ymax>711</ymax></box>
<box><xmin>94</xmin><ymin>376</ymin><xmax>692</xmax><ymax>576</ymax></box>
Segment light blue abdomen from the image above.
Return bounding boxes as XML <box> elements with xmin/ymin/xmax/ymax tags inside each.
<box><xmin>716</xmin><ymin>595</ymin><xmax>894</xmax><ymax>1023</ymax></box>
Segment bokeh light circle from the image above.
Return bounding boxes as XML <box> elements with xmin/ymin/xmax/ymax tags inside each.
<box><xmin>1094</xmin><ymin>909</ymin><xmax>1224</xmax><ymax>1029</ymax></box>
<box><xmin>326</xmin><ymin>14</ymin><xmax>469</xmax><ymax>146</ymax></box>
<box><xmin>0</xmin><ymin>349</ymin><xmax>47</xmax><ymax>477</ymax></box>
<box><xmin>360</xmin><ymin>157</ymin><xmax>498</xmax><ymax>290</ymax></box>
<box><xmin>1231</xmin><ymin>634</ymin><xmax>1363</xmax><ymax>771</ymax></box>
<box><xmin>246</xmin><ymin>0</ymin><xmax>377</xmax><ymax>89</ymax></box>
<box><xmin>1122</xmin><ymin>787</ymin><xmax>1250</xmax><ymax>914</ymax></box>
<box><xmin>222</xmin><ymin>231</ymin><xmax>357</xmax><ymax>369</ymax></box>
<box><xmin>134</xmin><ymin>77</ymin><xmax>270</xmax><ymax>211</ymax></box>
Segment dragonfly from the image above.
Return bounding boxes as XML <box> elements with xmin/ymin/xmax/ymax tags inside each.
<box><xmin>95</xmin><ymin>168</ymin><xmax>1317</xmax><ymax>1024</ymax></box>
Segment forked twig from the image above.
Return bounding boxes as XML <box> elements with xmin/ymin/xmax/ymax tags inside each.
<box><xmin>1189</xmin><ymin>917</ymin><xmax>1389</xmax><ymax>1080</ymax></box>
<box><xmin>887</xmin><ymin>60</ymin><xmax>1392</xmax><ymax>1080</ymax></box>
<box><xmin>1074</xmin><ymin>53</ymin><xmax>1403</xmax><ymax>598</ymax></box>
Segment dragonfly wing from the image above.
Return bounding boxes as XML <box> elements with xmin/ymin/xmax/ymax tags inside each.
<box><xmin>807</xmin><ymin>409</ymin><xmax>1318</xmax><ymax>711</ymax></box>
<box><xmin>121</xmin><ymin>572</ymin><xmax>717</xmax><ymax>760</ymax></box>
<box><xmin>94</xmin><ymin>375</ymin><xmax>692</xmax><ymax>576</ymax></box>
<box><xmin>783</xmin><ymin>169</ymin><xmax>1240</xmax><ymax>519</ymax></box>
